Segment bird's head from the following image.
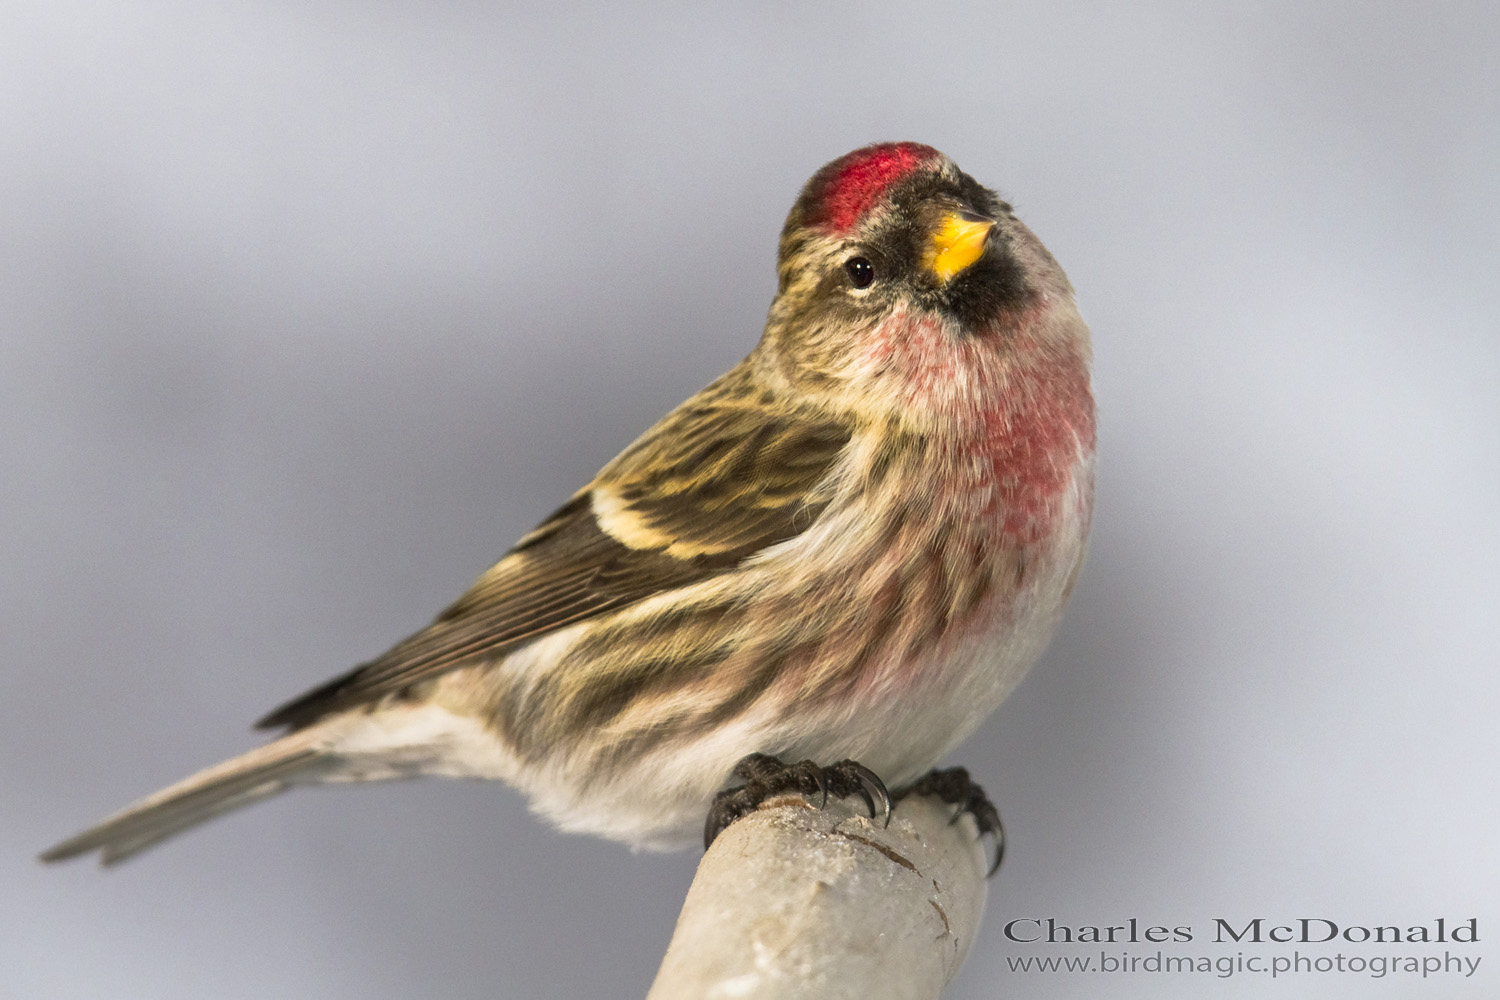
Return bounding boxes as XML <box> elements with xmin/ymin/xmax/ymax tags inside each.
<box><xmin>759</xmin><ymin>143</ymin><xmax>1089</xmax><ymax>428</ymax></box>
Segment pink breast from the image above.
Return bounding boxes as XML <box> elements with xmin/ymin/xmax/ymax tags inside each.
<box><xmin>978</xmin><ymin>357</ymin><xmax>1096</xmax><ymax>543</ymax></box>
<box><xmin>869</xmin><ymin>315</ymin><xmax>1097</xmax><ymax>546</ymax></box>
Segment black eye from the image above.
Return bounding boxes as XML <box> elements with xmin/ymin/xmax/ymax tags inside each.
<box><xmin>844</xmin><ymin>256</ymin><xmax>876</xmax><ymax>289</ymax></box>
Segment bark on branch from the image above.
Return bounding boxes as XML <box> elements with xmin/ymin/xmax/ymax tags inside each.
<box><xmin>647</xmin><ymin>793</ymin><xmax>990</xmax><ymax>999</ymax></box>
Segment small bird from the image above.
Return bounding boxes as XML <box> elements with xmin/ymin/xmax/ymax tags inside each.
<box><xmin>42</xmin><ymin>142</ymin><xmax>1096</xmax><ymax>866</ymax></box>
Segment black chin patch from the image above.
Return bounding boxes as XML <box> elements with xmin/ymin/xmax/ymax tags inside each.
<box><xmin>941</xmin><ymin>240</ymin><xmax>1033</xmax><ymax>332</ymax></box>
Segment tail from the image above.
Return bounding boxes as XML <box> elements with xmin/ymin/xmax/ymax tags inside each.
<box><xmin>40</xmin><ymin>729</ymin><xmax>331</xmax><ymax>866</ymax></box>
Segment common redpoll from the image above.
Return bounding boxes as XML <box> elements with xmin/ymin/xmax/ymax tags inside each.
<box><xmin>43</xmin><ymin>142</ymin><xmax>1095</xmax><ymax>866</ymax></box>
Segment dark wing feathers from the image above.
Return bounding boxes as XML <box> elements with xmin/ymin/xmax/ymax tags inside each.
<box><xmin>255</xmin><ymin>402</ymin><xmax>851</xmax><ymax>731</ymax></box>
<box><xmin>606</xmin><ymin>410</ymin><xmax>851</xmax><ymax>557</ymax></box>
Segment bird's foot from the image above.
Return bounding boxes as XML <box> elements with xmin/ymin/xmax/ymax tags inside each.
<box><xmin>894</xmin><ymin>766</ymin><xmax>1005</xmax><ymax>876</ymax></box>
<box><xmin>703</xmin><ymin>753</ymin><xmax>891</xmax><ymax>849</ymax></box>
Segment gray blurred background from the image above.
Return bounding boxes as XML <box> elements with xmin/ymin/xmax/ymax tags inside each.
<box><xmin>4</xmin><ymin>2</ymin><xmax>1497</xmax><ymax>998</ymax></box>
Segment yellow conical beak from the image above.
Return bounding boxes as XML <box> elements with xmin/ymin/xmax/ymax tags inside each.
<box><xmin>927</xmin><ymin>211</ymin><xmax>995</xmax><ymax>283</ymax></box>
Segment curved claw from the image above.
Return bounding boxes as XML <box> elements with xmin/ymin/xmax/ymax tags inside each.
<box><xmin>847</xmin><ymin>761</ymin><xmax>892</xmax><ymax>828</ymax></box>
<box><xmin>947</xmin><ymin>799</ymin><xmax>1005</xmax><ymax>876</ymax></box>
<box><xmin>986</xmin><ymin>829</ymin><xmax>1006</xmax><ymax>878</ymax></box>
<box><xmin>798</xmin><ymin>760</ymin><xmax>829</xmax><ymax>809</ymax></box>
<box><xmin>943</xmin><ymin>798</ymin><xmax>1004</xmax><ymax>875</ymax></box>
<box><xmin>891</xmin><ymin>765</ymin><xmax>1006</xmax><ymax>876</ymax></box>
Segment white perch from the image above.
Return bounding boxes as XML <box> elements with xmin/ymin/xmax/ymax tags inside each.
<box><xmin>647</xmin><ymin>793</ymin><xmax>991</xmax><ymax>999</ymax></box>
